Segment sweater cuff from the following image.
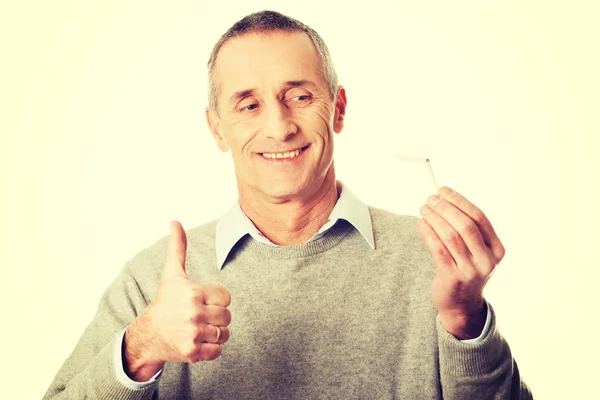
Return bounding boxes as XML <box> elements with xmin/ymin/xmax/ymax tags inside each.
<box><xmin>459</xmin><ymin>301</ymin><xmax>491</xmax><ymax>344</ymax></box>
<box><xmin>85</xmin><ymin>331</ymin><xmax>159</xmax><ymax>399</ymax></box>
<box><xmin>436</xmin><ymin>301</ymin><xmax>508</xmax><ymax>376</ymax></box>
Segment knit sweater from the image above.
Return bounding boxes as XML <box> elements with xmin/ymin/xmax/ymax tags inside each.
<box><xmin>43</xmin><ymin>207</ymin><xmax>533</xmax><ymax>399</ymax></box>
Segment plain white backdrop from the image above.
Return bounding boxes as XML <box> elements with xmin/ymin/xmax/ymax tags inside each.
<box><xmin>2</xmin><ymin>1</ymin><xmax>599</xmax><ymax>398</ymax></box>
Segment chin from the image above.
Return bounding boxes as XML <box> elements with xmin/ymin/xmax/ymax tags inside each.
<box><xmin>260</xmin><ymin>179</ymin><xmax>310</xmax><ymax>200</ymax></box>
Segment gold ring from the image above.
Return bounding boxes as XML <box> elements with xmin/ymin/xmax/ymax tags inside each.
<box><xmin>215</xmin><ymin>326</ymin><xmax>221</xmax><ymax>343</ymax></box>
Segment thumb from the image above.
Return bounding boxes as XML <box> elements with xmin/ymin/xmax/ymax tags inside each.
<box><xmin>163</xmin><ymin>220</ymin><xmax>188</xmax><ymax>278</ymax></box>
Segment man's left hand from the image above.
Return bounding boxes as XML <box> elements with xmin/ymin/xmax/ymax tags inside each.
<box><xmin>416</xmin><ymin>186</ymin><xmax>505</xmax><ymax>340</ymax></box>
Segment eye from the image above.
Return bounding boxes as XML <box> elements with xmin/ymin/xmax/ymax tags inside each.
<box><xmin>239</xmin><ymin>102</ymin><xmax>260</xmax><ymax>112</ymax></box>
<box><xmin>286</xmin><ymin>93</ymin><xmax>312</xmax><ymax>103</ymax></box>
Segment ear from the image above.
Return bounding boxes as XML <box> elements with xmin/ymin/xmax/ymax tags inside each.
<box><xmin>206</xmin><ymin>107</ymin><xmax>229</xmax><ymax>152</ymax></box>
<box><xmin>333</xmin><ymin>86</ymin><xmax>347</xmax><ymax>134</ymax></box>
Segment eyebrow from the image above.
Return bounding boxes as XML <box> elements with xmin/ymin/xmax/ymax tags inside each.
<box><xmin>227</xmin><ymin>80</ymin><xmax>319</xmax><ymax>104</ymax></box>
<box><xmin>285</xmin><ymin>80</ymin><xmax>318</xmax><ymax>89</ymax></box>
<box><xmin>229</xmin><ymin>89</ymin><xmax>255</xmax><ymax>105</ymax></box>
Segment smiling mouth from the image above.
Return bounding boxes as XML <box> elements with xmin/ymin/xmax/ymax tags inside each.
<box><xmin>259</xmin><ymin>145</ymin><xmax>310</xmax><ymax>159</ymax></box>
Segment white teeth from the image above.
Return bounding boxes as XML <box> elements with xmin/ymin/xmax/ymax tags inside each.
<box><xmin>262</xmin><ymin>148</ymin><xmax>303</xmax><ymax>159</ymax></box>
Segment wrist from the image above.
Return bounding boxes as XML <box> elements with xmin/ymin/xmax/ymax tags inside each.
<box><xmin>123</xmin><ymin>316</ymin><xmax>165</xmax><ymax>381</ymax></box>
<box><xmin>438</xmin><ymin>300</ymin><xmax>487</xmax><ymax>340</ymax></box>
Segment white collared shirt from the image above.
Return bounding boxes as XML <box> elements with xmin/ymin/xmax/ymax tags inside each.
<box><xmin>215</xmin><ymin>180</ymin><xmax>375</xmax><ymax>270</ymax></box>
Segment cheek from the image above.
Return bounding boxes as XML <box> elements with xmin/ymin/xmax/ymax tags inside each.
<box><xmin>239</xmin><ymin>119</ymin><xmax>268</xmax><ymax>147</ymax></box>
<box><xmin>225</xmin><ymin>121</ymin><xmax>257</xmax><ymax>152</ymax></box>
<box><xmin>295</xmin><ymin>103</ymin><xmax>333</xmax><ymax>133</ymax></box>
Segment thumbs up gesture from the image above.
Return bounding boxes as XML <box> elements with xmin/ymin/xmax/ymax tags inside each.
<box><xmin>124</xmin><ymin>221</ymin><xmax>232</xmax><ymax>381</ymax></box>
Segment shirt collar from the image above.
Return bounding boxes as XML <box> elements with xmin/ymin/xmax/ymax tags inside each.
<box><xmin>215</xmin><ymin>180</ymin><xmax>375</xmax><ymax>270</ymax></box>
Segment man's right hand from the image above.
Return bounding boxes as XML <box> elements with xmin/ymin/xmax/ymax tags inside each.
<box><xmin>123</xmin><ymin>220</ymin><xmax>232</xmax><ymax>382</ymax></box>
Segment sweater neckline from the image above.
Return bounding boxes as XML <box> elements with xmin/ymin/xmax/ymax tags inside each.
<box><xmin>230</xmin><ymin>219</ymin><xmax>355</xmax><ymax>261</ymax></box>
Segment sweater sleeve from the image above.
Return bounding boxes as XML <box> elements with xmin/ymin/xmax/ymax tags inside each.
<box><xmin>42</xmin><ymin>260</ymin><xmax>159</xmax><ymax>400</ymax></box>
<box><xmin>436</xmin><ymin>302</ymin><xmax>533</xmax><ymax>399</ymax></box>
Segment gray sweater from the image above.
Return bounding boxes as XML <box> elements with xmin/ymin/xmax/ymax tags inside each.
<box><xmin>43</xmin><ymin>207</ymin><xmax>533</xmax><ymax>399</ymax></box>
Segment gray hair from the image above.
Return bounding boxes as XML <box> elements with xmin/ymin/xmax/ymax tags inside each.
<box><xmin>207</xmin><ymin>10</ymin><xmax>338</xmax><ymax>115</ymax></box>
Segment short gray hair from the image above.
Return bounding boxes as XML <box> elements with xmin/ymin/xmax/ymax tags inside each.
<box><xmin>207</xmin><ymin>10</ymin><xmax>338</xmax><ymax>115</ymax></box>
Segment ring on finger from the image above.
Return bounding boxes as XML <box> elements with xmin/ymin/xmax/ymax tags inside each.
<box><xmin>215</xmin><ymin>326</ymin><xmax>221</xmax><ymax>343</ymax></box>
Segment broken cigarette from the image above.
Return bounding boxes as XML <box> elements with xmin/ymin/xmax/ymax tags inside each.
<box><xmin>392</xmin><ymin>153</ymin><xmax>439</xmax><ymax>190</ymax></box>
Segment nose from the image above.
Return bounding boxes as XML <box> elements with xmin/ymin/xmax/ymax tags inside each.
<box><xmin>263</xmin><ymin>101</ymin><xmax>298</xmax><ymax>141</ymax></box>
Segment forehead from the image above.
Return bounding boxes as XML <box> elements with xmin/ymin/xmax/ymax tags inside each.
<box><xmin>214</xmin><ymin>31</ymin><xmax>325</xmax><ymax>100</ymax></box>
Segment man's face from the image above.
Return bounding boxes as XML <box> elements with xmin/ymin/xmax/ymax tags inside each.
<box><xmin>206</xmin><ymin>31</ymin><xmax>346</xmax><ymax>201</ymax></box>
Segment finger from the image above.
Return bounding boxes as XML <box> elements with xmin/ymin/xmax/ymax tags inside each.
<box><xmin>437</xmin><ymin>186</ymin><xmax>506</xmax><ymax>261</ymax></box>
<box><xmin>424</xmin><ymin>194</ymin><xmax>491</xmax><ymax>266</ymax></box>
<box><xmin>196</xmin><ymin>305</ymin><xmax>232</xmax><ymax>327</ymax></box>
<box><xmin>198</xmin><ymin>283</ymin><xmax>232</xmax><ymax>307</ymax></box>
<box><xmin>416</xmin><ymin>217</ymin><xmax>455</xmax><ymax>275</ymax></box>
<box><xmin>195</xmin><ymin>325</ymin><xmax>230</xmax><ymax>345</ymax></box>
<box><xmin>187</xmin><ymin>343</ymin><xmax>222</xmax><ymax>363</ymax></box>
<box><xmin>419</xmin><ymin>204</ymin><xmax>471</xmax><ymax>268</ymax></box>
<box><xmin>164</xmin><ymin>220</ymin><xmax>188</xmax><ymax>278</ymax></box>
<box><xmin>194</xmin><ymin>324</ymin><xmax>231</xmax><ymax>344</ymax></box>
<box><xmin>212</xmin><ymin>325</ymin><xmax>230</xmax><ymax>344</ymax></box>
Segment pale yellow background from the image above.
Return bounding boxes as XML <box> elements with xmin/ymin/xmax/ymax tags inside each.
<box><xmin>2</xmin><ymin>1</ymin><xmax>598</xmax><ymax>398</ymax></box>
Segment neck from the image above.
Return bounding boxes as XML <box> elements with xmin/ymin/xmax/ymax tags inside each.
<box><xmin>238</xmin><ymin>167</ymin><xmax>340</xmax><ymax>246</ymax></box>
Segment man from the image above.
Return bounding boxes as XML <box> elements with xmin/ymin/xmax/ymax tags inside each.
<box><xmin>44</xmin><ymin>10</ymin><xmax>533</xmax><ymax>399</ymax></box>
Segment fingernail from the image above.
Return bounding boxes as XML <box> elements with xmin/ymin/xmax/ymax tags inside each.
<box><xmin>439</xmin><ymin>187</ymin><xmax>454</xmax><ymax>197</ymax></box>
<box><xmin>427</xmin><ymin>195</ymin><xmax>440</xmax><ymax>206</ymax></box>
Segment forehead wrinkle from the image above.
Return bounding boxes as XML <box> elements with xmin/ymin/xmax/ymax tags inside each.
<box><xmin>213</xmin><ymin>30</ymin><xmax>331</xmax><ymax>111</ymax></box>
<box><xmin>217</xmin><ymin>44</ymin><xmax>324</xmax><ymax>106</ymax></box>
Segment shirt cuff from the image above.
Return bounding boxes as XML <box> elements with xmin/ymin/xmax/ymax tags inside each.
<box><xmin>113</xmin><ymin>327</ymin><xmax>163</xmax><ymax>389</ymax></box>
<box><xmin>458</xmin><ymin>301</ymin><xmax>492</xmax><ymax>345</ymax></box>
